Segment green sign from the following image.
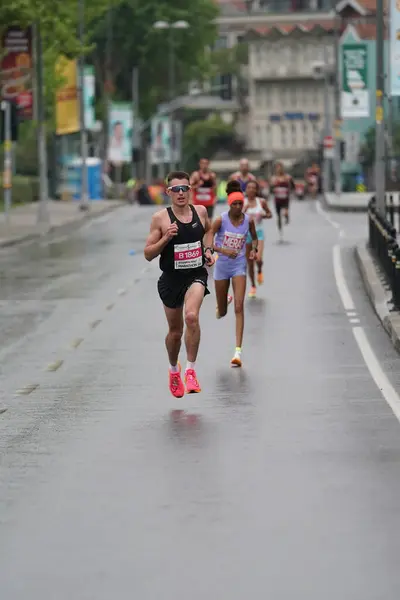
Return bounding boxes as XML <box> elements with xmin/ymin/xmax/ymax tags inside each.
<box><xmin>341</xmin><ymin>43</ymin><xmax>369</xmax><ymax>118</ymax></box>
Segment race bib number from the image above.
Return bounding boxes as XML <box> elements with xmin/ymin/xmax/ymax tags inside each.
<box><xmin>174</xmin><ymin>241</ymin><xmax>203</xmax><ymax>270</ymax></box>
<box><xmin>275</xmin><ymin>186</ymin><xmax>289</xmax><ymax>200</ymax></box>
<box><xmin>222</xmin><ymin>231</ymin><xmax>246</xmax><ymax>251</ymax></box>
<box><xmin>194</xmin><ymin>187</ymin><xmax>213</xmax><ymax>204</ymax></box>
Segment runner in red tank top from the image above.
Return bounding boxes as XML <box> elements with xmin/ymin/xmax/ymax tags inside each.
<box><xmin>190</xmin><ymin>158</ymin><xmax>217</xmax><ymax>220</ymax></box>
<box><xmin>269</xmin><ymin>162</ymin><xmax>294</xmax><ymax>240</ymax></box>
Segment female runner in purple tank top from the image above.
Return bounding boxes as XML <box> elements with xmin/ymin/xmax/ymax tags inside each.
<box><xmin>210</xmin><ymin>181</ymin><xmax>258</xmax><ymax>367</ymax></box>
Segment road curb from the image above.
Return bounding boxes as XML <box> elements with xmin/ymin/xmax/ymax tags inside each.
<box><xmin>0</xmin><ymin>201</ymin><xmax>125</xmax><ymax>248</ymax></box>
<box><xmin>355</xmin><ymin>243</ymin><xmax>400</xmax><ymax>353</ymax></box>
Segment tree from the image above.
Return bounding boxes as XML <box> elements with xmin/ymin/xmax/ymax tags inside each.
<box><xmin>181</xmin><ymin>114</ymin><xmax>236</xmax><ymax>172</ymax></box>
<box><xmin>360</xmin><ymin>123</ymin><xmax>400</xmax><ymax>166</ymax></box>
<box><xmin>90</xmin><ymin>0</ymin><xmax>218</xmax><ymax>119</ymax></box>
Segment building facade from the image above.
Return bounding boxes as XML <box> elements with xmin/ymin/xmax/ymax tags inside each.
<box><xmin>245</xmin><ymin>25</ymin><xmax>335</xmax><ymax>166</ymax></box>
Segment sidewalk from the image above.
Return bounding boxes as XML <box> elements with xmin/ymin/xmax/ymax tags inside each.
<box><xmin>355</xmin><ymin>244</ymin><xmax>400</xmax><ymax>353</ymax></box>
<box><xmin>324</xmin><ymin>192</ymin><xmax>374</xmax><ymax>211</ymax></box>
<box><xmin>0</xmin><ymin>199</ymin><xmax>125</xmax><ymax>247</ymax></box>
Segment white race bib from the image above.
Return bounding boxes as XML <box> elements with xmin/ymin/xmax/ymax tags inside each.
<box><xmin>174</xmin><ymin>241</ymin><xmax>203</xmax><ymax>270</ymax></box>
<box><xmin>222</xmin><ymin>231</ymin><xmax>246</xmax><ymax>251</ymax></box>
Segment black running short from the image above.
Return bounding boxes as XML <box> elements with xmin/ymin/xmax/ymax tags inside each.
<box><xmin>274</xmin><ymin>198</ymin><xmax>289</xmax><ymax>213</ymax></box>
<box><xmin>157</xmin><ymin>268</ymin><xmax>210</xmax><ymax>309</ymax></box>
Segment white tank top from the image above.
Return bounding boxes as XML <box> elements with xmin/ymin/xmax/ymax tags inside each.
<box><xmin>244</xmin><ymin>197</ymin><xmax>265</xmax><ymax>228</ymax></box>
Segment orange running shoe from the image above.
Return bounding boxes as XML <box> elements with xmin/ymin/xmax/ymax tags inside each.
<box><xmin>185</xmin><ymin>368</ymin><xmax>201</xmax><ymax>393</ymax></box>
<box><xmin>231</xmin><ymin>348</ymin><xmax>242</xmax><ymax>367</ymax></box>
<box><xmin>169</xmin><ymin>364</ymin><xmax>185</xmax><ymax>398</ymax></box>
<box><xmin>248</xmin><ymin>286</ymin><xmax>256</xmax><ymax>298</ymax></box>
<box><xmin>257</xmin><ymin>272</ymin><xmax>264</xmax><ymax>285</ymax></box>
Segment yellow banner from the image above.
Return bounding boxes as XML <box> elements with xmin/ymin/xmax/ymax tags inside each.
<box><xmin>55</xmin><ymin>56</ymin><xmax>79</xmax><ymax>135</ymax></box>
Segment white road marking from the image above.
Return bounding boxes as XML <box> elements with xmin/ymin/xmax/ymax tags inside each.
<box><xmin>316</xmin><ymin>200</ymin><xmax>340</xmax><ymax>229</ymax></box>
<box><xmin>333</xmin><ymin>243</ymin><xmax>400</xmax><ymax>423</ymax></box>
<box><xmin>350</xmin><ymin>318</ymin><xmax>360</xmax><ymax>324</ymax></box>
<box><xmin>353</xmin><ymin>327</ymin><xmax>400</xmax><ymax>421</ymax></box>
<box><xmin>347</xmin><ymin>310</ymin><xmax>357</xmax><ymax>316</ymax></box>
<box><xmin>333</xmin><ymin>244</ymin><xmax>355</xmax><ymax>310</ymax></box>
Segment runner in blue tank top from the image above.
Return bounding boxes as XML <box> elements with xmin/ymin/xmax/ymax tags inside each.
<box><xmin>211</xmin><ymin>180</ymin><xmax>258</xmax><ymax>367</ymax></box>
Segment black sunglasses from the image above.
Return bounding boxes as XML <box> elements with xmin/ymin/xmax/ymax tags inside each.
<box><xmin>167</xmin><ymin>184</ymin><xmax>191</xmax><ymax>193</ymax></box>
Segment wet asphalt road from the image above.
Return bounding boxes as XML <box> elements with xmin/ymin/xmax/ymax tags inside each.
<box><xmin>2</xmin><ymin>200</ymin><xmax>400</xmax><ymax>599</ymax></box>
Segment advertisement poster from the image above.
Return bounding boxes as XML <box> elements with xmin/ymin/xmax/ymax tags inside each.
<box><xmin>83</xmin><ymin>65</ymin><xmax>95</xmax><ymax>130</ymax></box>
<box><xmin>55</xmin><ymin>56</ymin><xmax>80</xmax><ymax>135</ymax></box>
<box><xmin>390</xmin><ymin>0</ymin><xmax>400</xmax><ymax>96</ymax></box>
<box><xmin>0</xmin><ymin>26</ymin><xmax>33</xmax><ymax>120</ymax></box>
<box><xmin>108</xmin><ymin>102</ymin><xmax>132</xmax><ymax>164</ymax></box>
<box><xmin>341</xmin><ymin>43</ymin><xmax>370</xmax><ymax>118</ymax></box>
<box><xmin>150</xmin><ymin>116</ymin><xmax>171</xmax><ymax>165</ymax></box>
<box><xmin>171</xmin><ymin>120</ymin><xmax>182</xmax><ymax>164</ymax></box>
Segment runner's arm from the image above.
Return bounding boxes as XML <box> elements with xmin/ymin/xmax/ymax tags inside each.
<box><xmin>211</xmin><ymin>216</ymin><xmax>225</xmax><ymax>255</ymax></box>
<box><xmin>190</xmin><ymin>171</ymin><xmax>200</xmax><ymax>189</ymax></box>
<box><xmin>261</xmin><ymin>198</ymin><xmax>272</xmax><ymax>218</ymax></box>
<box><xmin>249</xmin><ymin>220</ymin><xmax>258</xmax><ymax>249</ymax></box>
<box><xmin>199</xmin><ymin>205</ymin><xmax>214</xmax><ymax>252</ymax></box>
<box><xmin>144</xmin><ymin>213</ymin><xmax>170</xmax><ymax>261</ymax></box>
<box><xmin>211</xmin><ymin>171</ymin><xmax>217</xmax><ymax>193</ymax></box>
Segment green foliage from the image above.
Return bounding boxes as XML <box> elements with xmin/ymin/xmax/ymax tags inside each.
<box><xmin>90</xmin><ymin>0</ymin><xmax>219</xmax><ymax>118</ymax></box>
<box><xmin>182</xmin><ymin>114</ymin><xmax>235</xmax><ymax>172</ymax></box>
<box><xmin>360</xmin><ymin>123</ymin><xmax>400</xmax><ymax>165</ymax></box>
<box><xmin>0</xmin><ymin>174</ymin><xmax>39</xmax><ymax>206</ymax></box>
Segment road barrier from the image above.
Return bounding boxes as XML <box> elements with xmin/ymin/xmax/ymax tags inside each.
<box><xmin>368</xmin><ymin>196</ymin><xmax>400</xmax><ymax>310</ymax></box>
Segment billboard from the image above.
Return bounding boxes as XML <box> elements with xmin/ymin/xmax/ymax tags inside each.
<box><xmin>55</xmin><ymin>57</ymin><xmax>80</xmax><ymax>135</ymax></box>
<box><xmin>107</xmin><ymin>102</ymin><xmax>132</xmax><ymax>164</ymax></box>
<box><xmin>83</xmin><ymin>65</ymin><xmax>95</xmax><ymax>130</ymax></box>
<box><xmin>390</xmin><ymin>0</ymin><xmax>400</xmax><ymax>96</ymax></box>
<box><xmin>341</xmin><ymin>43</ymin><xmax>370</xmax><ymax>118</ymax></box>
<box><xmin>150</xmin><ymin>116</ymin><xmax>171</xmax><ymax>165</ymax></box>
<box><xmin>0</xmin><ymin>26</ymin><xmax>33</xmax><ymax>120</ymax></box>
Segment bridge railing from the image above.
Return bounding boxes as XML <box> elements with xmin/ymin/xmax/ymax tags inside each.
<box><xmin>368</xmin><ymin>196</ymin><xmax>400</xmax><ymax>310</ymax></box>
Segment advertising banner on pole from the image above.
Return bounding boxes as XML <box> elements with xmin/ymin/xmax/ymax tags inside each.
<box><xmin>150</xmin><ymin>116</ymin><xmax>171</xmax><ymax>165</ymax></box>
<box><xmin>341</xmin><ymin>43</ymin><xmax>370</xmax><ymax>118</ymax></box>
<box><xmin>0</xmin><ymin>26</ymin><xmax>33</xmax><ymax>120</ymax></box>
<box><xmin>108</xmin><ymin>102</ymin><xmax>132</xmax><ymax>164</ymax></box>
<box><xmin>55</xmin><ymin>56</ymin><xmax>80</xmax><ymax>135</ymax></box>
<box><xmin>390</xmin><ymin>0</ymin><xmax>400</xmax><ymax>96</ymax></box>
<box><xmin>83</xmin><ymin>65</ymin><xmax>95</xmax><ymax>130</ymax></box>
<box><xmin>171</xmin><ymin>120</ymin><xmax>182</xmax><ymax>164</ymax></box>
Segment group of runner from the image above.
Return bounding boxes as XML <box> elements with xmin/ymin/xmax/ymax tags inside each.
<box><xmin>144</xmin><ymin>159</ymin><xmax>298</xmax><ymax>398</ymax></box>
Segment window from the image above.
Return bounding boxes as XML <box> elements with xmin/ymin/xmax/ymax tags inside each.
<box><xmin>281</xmin><ymin>124</ymin><xmax>287</xmax><ymax>149</ymax></box>
<box><xmin>266</xmin><ymin>124</ymin><xmax>271</xmax><ymax>148</ymax></box>
<box><xmin>303</xmin><ymin>121</ymin><xmax>309</xmax><ymax>148</ymax></box>
<box><xmin>291</xmin><ymin>123</ymin><xmax>297</xmax><ymax>148</ymax></box>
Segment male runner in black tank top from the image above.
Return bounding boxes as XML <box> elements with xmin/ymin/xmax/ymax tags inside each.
<box><xmin>144</xmin><ymin>171</ymin><xmax>215</xmax><ymax>398</ymax></box>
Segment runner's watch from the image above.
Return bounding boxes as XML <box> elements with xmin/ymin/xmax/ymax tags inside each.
<box><xmin>204</xmin><ymin>246</ymin><xmax>214</xmax><ymax>255</ymax></box>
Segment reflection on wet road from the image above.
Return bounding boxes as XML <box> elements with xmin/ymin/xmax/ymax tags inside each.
<box><xmin>1</xmin><ymin>201</ymin><xmax>400</xmax><ymax>599</ymax></box>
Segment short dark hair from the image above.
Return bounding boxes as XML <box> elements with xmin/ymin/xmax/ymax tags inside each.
<box><xmin>166</xmin><ymin>170</ymin><xmax>190</xmax><ymax>184</ymax></box>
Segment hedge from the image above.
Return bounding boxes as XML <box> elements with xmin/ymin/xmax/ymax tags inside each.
<box><xmin>0</xmin><ymin>175</ymin><xmax>40</xmax><ymax>205</ymax></box>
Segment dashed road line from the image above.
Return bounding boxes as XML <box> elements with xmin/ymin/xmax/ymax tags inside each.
<box><xmin>46</xmin><ymin>359</ymin><xmax>64</xmax><ymax>372</ymax></box>
<box><xmin>15</xmin><ymin>383</ymin><xmax>39</xmax><ymax>396</ymax></box>
<box><xmin>89</xmin><ymin>319</ymin><xmax>102</xmax><ymax>329</ymax></box>
<box><xmin>71</xmin><ymin>337</ymin><xmax>84</xmax><ymax>348</ymax></box>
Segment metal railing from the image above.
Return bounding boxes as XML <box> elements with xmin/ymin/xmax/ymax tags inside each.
<box><xmin>368</xmin><ymin>196</ymin><xmax>400</xmax><ymax>310</ymax></box>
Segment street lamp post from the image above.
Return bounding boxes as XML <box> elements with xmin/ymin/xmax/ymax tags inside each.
<box><xmin>78</xmin><ymin>0</ymin><xmax>89</xmax><ymax>211</ymax></box>
<box><xmin>375</xmin><ymin>0</ymin><xmax>386</xmax><ymax>217</ymax></box>
<box><xmin>153</xmin><ymin>20</ymin><xmax>189</xmax><ymax>171</ymax></box>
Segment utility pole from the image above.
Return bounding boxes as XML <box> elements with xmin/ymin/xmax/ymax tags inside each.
<box><xmin>323</xmin><ymin>44</ymin><xmax>331</xmax><ymax>193</ymax></box>
<box><xmin>1</xmin><ymin>100</ymin><xmax>12</xmax><ymax>224</ymax></box>
<box><xmin>375</xmin><ymin>0</ymin><xmax>386</xmax><ymax>217</ymax></box>
<box><xmin>35</xmin><ymin>21</ymin><xmax>49</xmax><ymax>225</ymax></box>
<box><xmin>78</xmin><ymin>0</ymin><xmax>89</xmax><ymax>210</ymax></box>
<box><xmin>131</xmin><ymin>66</ymin><xmax>139</xmax><ymax>179</ymax></box>
<box><xmin>333</xmin><ymin>4</ymin><xmax>342</xmax><ymax>197</ymax></box>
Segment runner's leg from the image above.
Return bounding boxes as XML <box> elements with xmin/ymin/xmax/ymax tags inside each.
<box><xmin>246</xmin><ymin>244</ymin><xmax>256</xmax><ymax>288</ymax></box>
<box><xmin>231</xmin><ymin>275</ymin><xmax>246</xmax><ymax>366</ymax></box>
<box><xmin>184</xmin><ymin>282</ymin><xmax>206</xmax><ymax>362</ymax></box>
<box><xmin>163</xmin><ymin>305</ymin><xmax>185</xmax><ymax>397</ymax></box>
<box><xmin>232</xmin><ymin>275</ymin><xmax>246</xmax><ymax>349</ymax></box>
<box><xmin>215</xmin><ymin>279</ymin><xmax>230</xmax><ymax>318</ymax></box>
<box><xmin>163</xmin><ymin>305</ymin><xmax>184</xmax><ymax>365</ymax></box>
<box><xmin>183</xmin><ymin>282</ymin><xmax>206</xmax><ymax>393</ymax></box>
<box><xmin>257</xmin><ymin>239</ymin><xmax>264</xmax><ymax>280</ymax></box>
